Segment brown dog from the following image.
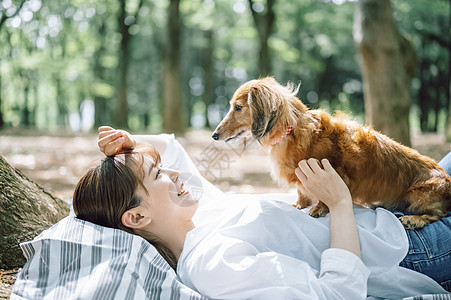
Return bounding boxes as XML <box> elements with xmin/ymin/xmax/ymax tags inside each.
<box><xmin>212</xmin><ymin>77</ymin><xmax>451</xmax><ymax>229</ymax></box>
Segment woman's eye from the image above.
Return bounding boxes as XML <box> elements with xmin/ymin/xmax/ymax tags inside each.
<box><xmin>235</xmin><ymin>104</ymin><xmax>242</xmax><ymax>111</ymax></box>
<box><xmin>155</xmin><ymin>169</ymin><xmax>161</xmax><ymax>180</ymax></box>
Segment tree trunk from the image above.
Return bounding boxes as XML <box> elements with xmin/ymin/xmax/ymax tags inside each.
<box><xmin>0</xmin><ymin>156</ymin><xmax>69</xmax><ymax>269</ymax></box>
<box><xmin>114</xmin><ymin>0</ymin><xmax>143</xmax><ymax>129</ymax></box>
<box><xmin>18</xmin><ymin>69</ymin><xmax>31</xmax><ymax>127</ymax></box>
<box><xmin>93</xmin><ymin>19</ymin><xmax>110</xmax><ymax>129</ymax></box>
<box><xmin>417</xmin><ymin>43</ymin><xmax>430</xmax><ymax>132</ymax></box>
<box><xmin>203</xmin><ymin>30</ymin><xmax>214</xmax><ymax>129</ymax></box>
<box><xmin>115</xmin><ymin>0</ymin><xmax>131</xmax><ymax>128</ymax></box>
<box><xmin>162</xmin><ymin>0</ymin><xmax>185</xmax><ymax>134</ymax></box>
<box><xmin>353</xmin><ymin>0</ymin><xmax>416</xmax><ymax>146</ymax></box>
<box><xmin>30</xmin><ymin>71</ymin><xmax>38</xmax><ymax>127</ymax></box>
<box><xmin>0</xmin><ymin>58</ymin><xmax>3</xmax><ymax>128</ymax></box>
<box><xmin>50</xmin><ymin>22</ymin><xmax>68</xmax><ymax>129</ymax></box>
<box><xmin>22</xmin><ymin>85</ymin><xmax>30</xmax><ymax>127</ymax></box>
<box><xmin>445</xmin><ymin>0</ymin><xmax>451</xmax><ymax>141</ymax></box>
<box><xmin>55</xmin><ymin>77</ymin><xmax>67</xmax><ymax>128</ymax></box>
<box><xmin>0</xmin><ymin>1</ymin><xmax>27</xmax><ymax>127</ymax></box>
<box><xmin>248</xmin><ymin>0</ymin><xmax>275</xmax><ymax>77</ymax></box>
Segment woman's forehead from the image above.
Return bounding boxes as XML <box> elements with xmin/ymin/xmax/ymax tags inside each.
<box><xmin>142</xmin><ymin>154</ymin><xmax>155</xmax><ymax>166</ymax></box>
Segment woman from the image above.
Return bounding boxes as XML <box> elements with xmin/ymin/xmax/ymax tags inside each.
<box><xmin>73</xmin><ymin>126</ymin><xmax>450</xmax><ymax>299</ymax></box>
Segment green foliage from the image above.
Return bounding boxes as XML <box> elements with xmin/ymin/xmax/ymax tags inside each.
<box><xmin>392</xmin><ymin>0</ymin><xmax>450</xmax><ymax>133</ymax></box>
<box><xmin>0</xmin><ymin>0</ymin><xmax>449</xmax><ymax>132</ymax></box>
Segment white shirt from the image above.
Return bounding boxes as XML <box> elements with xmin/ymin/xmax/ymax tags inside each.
<box><xmin>178</xmin><ymin>197</ymin><xmax>445</xmax><ymax>300</ymax></box>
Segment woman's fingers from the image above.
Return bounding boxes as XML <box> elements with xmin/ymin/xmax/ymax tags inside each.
<box><xmin>98</xmin><ymin>130</ymin><xmax>116</xmax><ymax>138</ymax></box>
<box><xmin>296</xmin><ymin>158</ymin><xmax>352</xmax><ymax>210</ymax></box>
<box><xmin>295</xmin><ymin>167</ymin><xmax>307</xmax><ymax>183</ymax></box>
<box><xmin>98</xmin><ymin>126</ymin><xmax>119</xmax><ymax>142</ymax></box>
<box><xmin>307</xmin><ymin>158</ymin><xmax>323</xmax><ymax>173</ymax></box>
<box><xmin>97</xmin><ymin>126</ymin><xmax>136</xmax><ymax>156</ymax></box>
<box><xmin>103</xmin><ymin>137</ymin><xmax>125</xmax><ymax>156</ymax></box>
<box><xmin>321</xmin><ymin>159</ymin><xmax>334</xmax><ymax>172</ymax></box>
<box><xmin>298</xmin><ymin>160</ymin><xmax>313</xmax><ymax>176</ymax></box>
<box><xmin>298</xmin><ymin>158</ymin><xmax>324</xmax><ymax>177</ymax></box>
<box><xmin>98</xmin><ymin>131</ymin><xmax>122</xmax><ymax>149</ymax></box>
<box><xmin>120</xmin><ymin>131</ymin><xmax>136</xmax><ymax>149</ymax></box>
<box><xmin>98</xmin><ymin>126</ymin><xmax>114</xmax><ymax>133</ymax></box>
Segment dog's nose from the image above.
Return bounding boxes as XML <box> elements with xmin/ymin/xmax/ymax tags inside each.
<box><xmin>212</xmin><ymin>132</ymin><xmax>220</xmax><ymax>140</ymax></box>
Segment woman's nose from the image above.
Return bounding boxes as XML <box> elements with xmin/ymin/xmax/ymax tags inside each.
<box><xmin>164</xmin><ymin>168</ymin><xmax>180</xmax><ymax>182</ymax></box>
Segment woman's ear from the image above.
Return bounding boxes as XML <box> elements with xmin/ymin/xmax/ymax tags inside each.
<box><xmin>121</xmin><ymin>207</ymin><xmax>152</xmax><ymax>229</ymax></box>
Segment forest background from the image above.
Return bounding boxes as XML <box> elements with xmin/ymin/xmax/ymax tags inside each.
<box><xmin>0</xmin><ymin>0</ymin><xmax>449</xmax><ymax>139</ymax></box>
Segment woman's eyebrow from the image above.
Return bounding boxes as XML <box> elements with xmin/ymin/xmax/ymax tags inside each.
<box><xmin>148</xmin><ymin>162</ymin><xmax>156</xmax><ymax>176</ymax></box>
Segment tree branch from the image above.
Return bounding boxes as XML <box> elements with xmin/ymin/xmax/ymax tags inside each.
<box><xmin>248</xmin><ymin>0</ymin><xmax>263</xmax><ymax>38</ymax></box>
<box><xmin>0</xmin><ymin>0</ymin><xmax>27</xmax><ymax>31</ymax></box>
<box><xmin>422</xmin><ymin>31</ymin><xmax>449</xmax><ymax>49</ymax></box>
<box><xmin>133</xmin><ymin>0</ymin><xmax>144</xmax><ymax>24</ymax></box>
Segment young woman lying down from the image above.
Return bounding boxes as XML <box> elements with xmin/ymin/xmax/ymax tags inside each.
<box><xmin>13</xmin><ymin>126</ymin><xmax>451</xmax><ymax>299</ymax></box>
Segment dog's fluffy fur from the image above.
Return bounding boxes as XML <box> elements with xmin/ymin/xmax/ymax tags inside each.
<box><xmin>212</xmin><ymin>77</ymin><xmax>451</xmax><ymax>229</ymax></box>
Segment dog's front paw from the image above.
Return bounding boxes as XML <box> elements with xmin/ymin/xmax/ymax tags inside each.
<box><xmin>308</xmin><ymin>204</ymin><xmax>329</xmax><ymax>218</ymax></box>
<box><xmin>399</xmin><ymin>215</ymin><xmax>428</xmax><ymax>230</ymax></box>
<box><xmin>292</xmin><ymin>202</ymin><xmax>306</xmax><ymax>210</ymax></box>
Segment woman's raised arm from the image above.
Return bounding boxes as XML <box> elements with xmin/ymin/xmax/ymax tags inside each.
<box><xmin>295</xmin><ymin>158</ymin><xmax>361</xmax><ymax>258</ymax></box>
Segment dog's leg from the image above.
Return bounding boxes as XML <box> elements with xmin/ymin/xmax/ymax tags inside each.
<box><xmin>399</xmin><ymin>214</ymin><xmax>444</xmax><ymax>230</ymax></box>
<box><xmin>400</xmin><ymin>178</ymin><xmax>451</xmax><ymax>229</ymax></box>
<box><xmin>308</xmin><ymin>201</ymin><xmax>330</xmax><ymax>218</ymax></box>
<box><xmin>294</xmin><ymin>187</ymin><xmax>330</xmax><ymax>217</ymax></box>
<box><xmin>293</xmin><ymin>187</ymin><xmax>312</xmax><ymax>209</ymax></box>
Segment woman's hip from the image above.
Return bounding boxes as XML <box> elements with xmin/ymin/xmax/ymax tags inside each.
<box><xmin>399</xmin><ymin>214</ymin><xmax>451</xmax><ymax>291</ymax></box>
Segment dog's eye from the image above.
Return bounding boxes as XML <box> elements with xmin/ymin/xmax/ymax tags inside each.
<box><xmin>235</xmin><ymin>105</ymin><xmax>242</xmax><ymax>111</ymax></box>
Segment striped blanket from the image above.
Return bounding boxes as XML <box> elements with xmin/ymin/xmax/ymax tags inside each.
<box><xmin>11</xmin><ymin>216</ymin><xmax>207</xmax><ymax>300</ymax></box>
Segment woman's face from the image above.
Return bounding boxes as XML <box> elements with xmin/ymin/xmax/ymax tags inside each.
<box><xmin>136</xmin><ymin>154</ymin><xmax>199</xmax><ymax>226</ymax></box>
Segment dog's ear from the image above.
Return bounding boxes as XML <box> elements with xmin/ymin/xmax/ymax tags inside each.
<box><xmin>248</xmin><ymin>86</ymin><xmax>278</xmax><ymax>140</ymax></box>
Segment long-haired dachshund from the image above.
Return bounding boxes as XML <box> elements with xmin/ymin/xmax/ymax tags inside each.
<box><xmin>212</xmin><ymin>77</ymin><xmax>451</xmax><ymax>229</ymax></box>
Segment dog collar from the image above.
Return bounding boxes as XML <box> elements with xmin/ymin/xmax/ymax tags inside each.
<box><xmin>271</xmin><ymin>126</ymin><xmax>293</xmax><ymax>145</ymax></box>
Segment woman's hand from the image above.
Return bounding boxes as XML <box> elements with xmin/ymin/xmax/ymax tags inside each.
<box><xmin>295</xmin><ymin>158</ymin><xmax>352</xmax><ymax>211</ymax></box>
<box><xmin>295</xmin><ymin>158</ymin><xmax>361</xmax><ymax>258</ymax></box>
<box><xmin>98</xmin><ymin>126</ymin><xmax>136</xmax><ymax>156</ymax></box>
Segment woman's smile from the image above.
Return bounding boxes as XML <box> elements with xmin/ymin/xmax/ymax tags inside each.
<box><xmin>177</xmin><ymin>183</ymin><xmax>189</xmax><ymax>196</ymax></box>
<box><xmin>169</xmin><ymin>179</ymin><xmax>197</xmax><ymax>207</ymax></box>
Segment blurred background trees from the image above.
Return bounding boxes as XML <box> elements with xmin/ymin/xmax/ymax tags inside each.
<box><xmin>0</xmin><ymin>0</ymin><xmax>449</xmax><ymax>145</ymax></box>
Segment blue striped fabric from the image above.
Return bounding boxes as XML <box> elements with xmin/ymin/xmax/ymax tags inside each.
<box><xmin>10</xmin><ymin>216</ymin><xmax>208</xmax><ymax>300</ymax></box>
<box><xmin>401</xmin><ymin>295</ymin><xmax>451</xmax><ymax>300</ymax></box>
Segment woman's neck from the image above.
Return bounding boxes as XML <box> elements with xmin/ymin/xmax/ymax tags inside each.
<box><xmin>166</xmin><ymin>219</ymin><xmax>195</xmax><ymax>261</ymax></box>
<box><xmin>142</xmin><ymin>219</ymin><xmax>195</xmax><ymax>259</ymax></box>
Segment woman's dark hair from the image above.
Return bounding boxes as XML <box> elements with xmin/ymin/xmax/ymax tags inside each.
<box><xmin>73</xmin><ymin>145</ymin><xmax>178</xmax><ymax>270</ymax></box>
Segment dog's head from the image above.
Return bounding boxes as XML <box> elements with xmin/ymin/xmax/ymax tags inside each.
<box><xmin>212</xmin><ymin>77</ymin><xmax>307</xmax><ymax>145</ymax></box>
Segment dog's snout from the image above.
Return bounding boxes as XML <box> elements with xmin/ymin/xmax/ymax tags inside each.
<box><xmin>212</xmin><ymin>132</ymin><xmax>220</xmax><ymax>140</ymax></box>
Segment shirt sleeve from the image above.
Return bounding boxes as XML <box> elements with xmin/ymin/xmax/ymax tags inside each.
<box><xmin>158</xmin><ymin>134</ymin><xmax>201</xmax><ymax>176</ymax></box>
<box><xmin>185</xmin><ymin>239</ymin><xmax>370</xmax><ymax>300</ymax></box>
<box><xmin>319</xmin><ymin>248</ymin><xmax>370</xmax><ymax>299</ymax></box>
